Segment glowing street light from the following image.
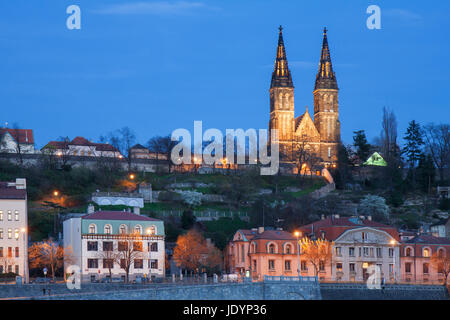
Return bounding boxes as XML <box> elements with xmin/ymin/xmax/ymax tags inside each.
<box><xmin>390</xmin><ymin>239</ymin><xmax>397</xmax><ymax>283</ymax></box>
<box><xmin>53</xmin><ymin>190</ymin><xmax>59</xmax><ymax>197</ymax></box>
<box><xmin>294</xmin><ymin>231</ymin><xmax>301</xmax><ymax>278</ymax></box>
<box><xmin>129</xmin><ymin>174</ymin><xmax>135</xmax><ymax>180</ymax></box>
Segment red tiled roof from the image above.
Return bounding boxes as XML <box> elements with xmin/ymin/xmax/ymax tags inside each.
<box><xmin>298</xmin><ymin>216</ymin><xmax>400</xmax><ymax>241</ymax></box>
<box><xmin>82</xmin><ymin>211</ymin><xmax>160</xmax><ymax>221</ymax></box>
<box><xmin>42</xmin><ymin>137</ymin><xmax>119</xmax><ymax>153</ymax></box>
<box><xmin>236</xmin><ymin>229</ymin><xmax>296</xmax><ymax>241</ymax></box>
<box><xmin>0</xmin><ymin>128</ymin><xmax>34</xmax><ymax>144</ymax></box>
<box><xmin>404</xmin><ymin>235</ymin><xmax>450</xmax><ymax>245</ymax></box>
<box><xmin>0</xmin><ymin>182</ymin><xmax>27</xmax><ymax>200</ymax></box>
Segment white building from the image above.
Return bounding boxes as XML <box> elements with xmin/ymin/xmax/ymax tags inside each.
<box><xmin>0</xmin><ymin>178</ymin><xmax>29</xmax><ymax>283</ymax></box>
<box><xmin>63</xmin><ymin>209</ymin><xmax>165</xmax><ymax>282</ymax></box>
<box><xmin>0</xmin><ymin>128</ymin><xmax>35</xmax><ymax>154</ymax></box>
<box><xmin>42</xmin><ymin>136</ymin><xmax>122</xmax><ymax>158</ymax></box>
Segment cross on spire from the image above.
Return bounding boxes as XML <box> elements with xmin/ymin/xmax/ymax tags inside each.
<box><xmin>271</xmin><ymin>25</ymin><xmax>293</xmax><ymax>88</ymax></box>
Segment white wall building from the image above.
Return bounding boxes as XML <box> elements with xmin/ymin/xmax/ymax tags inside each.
<box><xmin>42</xmin><ymin>136</ymin><xmax>122</xmax><ymax>158</ymax></box>
<box><xmin>0</xmin><ymin>128</ymin><xmax>35</xmax><ymax>154</ymax></box>
<box><xmin>64</xmin><ymin>209</ymin><xmax>165</xmax><ymax>282</ymax></box>
<box><xmin>0</xmin><ymin>178</ymin><xmax>29</xmax><ymax>283</ymax></box>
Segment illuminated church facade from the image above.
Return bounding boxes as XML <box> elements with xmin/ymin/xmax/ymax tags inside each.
<box><xmin>269</xmin><ymin>27</ymin><xmax>341</xmax><ymax>167</ymax></box>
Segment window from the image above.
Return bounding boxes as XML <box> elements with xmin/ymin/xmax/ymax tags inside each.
<box><xmin>118</xmin><ymin>241</ymin><xmax>128</xmax><ymax>251</ymax></box>
<box><xmin>14</xmin><ymin>211</ymin><xmax>19</xmax><ymax>221</ymax></box>
<box><xmin>133</xmin><ymin>242</ymin><xmax>143</xmax><ymax>252</ymax></box>
<box><xmin>358</xmin><ymin>247</ymin><xmax>362</xmax><ymax>257</ymax></box>
<box><xmin>405</xmin><ymin>247</ymin><xmax>412</xmax><ymax>257</ymax></box>
<box><xmin>148</xmin><ymin>225</ymin><xmax>156</xmax><ymax>235</ymax></box>
<box><xmin>7</xmin><ymin>211</ymin><xmax>12</xmax><ymax>221</ymax></box>
<box><xmin>241</xmin><ymin>244</ymin><xmax>245</xmax><ymax>262</ymax></box>
<box><xmin>7</xmin><ymin>265</ymin><xmax>12</xmax><ymax>273</ymax></box>
<box><xmin>7</xmin><ymin>247</ymin><xmax>12</xmax><ymax>258</ymax></box>
<box><xmin>15</xmin><ymin>247</ymin><xmax>19</xmax><ymax>258</ymax></box>
<box><xmin>328</xmin><ymin>147</ymin><xmax>331</xmax><ymax>158</ymax></box>
<box><xmin>349</xmin><ymin>263</ymin><xmax>355</xmax><ymax>272</ymax></box>
<box><xmin>376</xmin><ymin>247</ymin><xmax>382</xmax><ymax>258</ymax></box>
<box><xmin>438</xmin><ymin>263</ymin><xmax>444</xmax><ymax>274</ymax></box>
<box><xmin>103</xmin><ymin>241</ymin><xmax>113</xmax><ymax>251</ymax></box>
<box><xmin>135</xmin><ymin>225</ymin><xmax>142</xmax><ymax>235</ymax></box>
<box><xmin>0</xmin><ymin>266</ymin><xmax>3</xmax><ymax>273</ymax></box>
<box><xmin>268</xmin><ymin>244</ymin><xmax>276</xmax><ymax>254</ymax></box>
<box><xmin>301</xmin><ymin>261</ymin><xmax>308</xmax><ymax>271</ymax></box>
<box><xmin>268</xmin><ymin>260</ymin><xmax>275</xmax><ymax>270</ymax></box>
<box><xmin>336</xmin><ymin>263</ymin><xmax>343</xmax><ymax>272</ymax></box>
<box><xmin>150</xmin><ymin>259</ymin><xmax>158</xmax><ymax>269</ymax></box>
<box><xmin>0</xmin><ymin>229</ymin><xmax>3</xmax><ymax>239</ymax></box>
<box><xmin>335</xmin><ymin>247</ymin><xmax>342</xmax><ymax>257</ymax></box>
<box><xmin>104</xmin><ymin>225</ymin><xmax>112</xmax><ymax>234</ymax></box>
<box><xmin>253</xmin><ymin>260</ymin><xmax>257</xmax><ymax>270</ymax></box>
<box><xmin>319</xmin><ymin>260</ymin><xmax>325</xmax><ymax>272</ymax></box>
<box><xmin>15</xmin><ymin>265</ymin><xmax>19</xmax><ymax>274</ymax></box>
<box><xmin>285</xmin><ymin>260</ymin><xmax>291</xmax><ymax>271</ymax></box>
<box><xmin>438</xmin><ymin>248</ymin><xmax>445</xmax><ymax>258</ymax></box>
<box><xmin>14</xmin><ymin>229</ymin><xmax>19</xmax><ymax>239</ymax></box>
<box><xmin>103</xmin><ymin>259</ymin><xmax>114</xmax><ymax>269</ymax></box>
<box><xmin>0</xmin><ymin>247</ymin><xmax>2</xmax><ymax>257</ymax></box>
<box><xmin>87</xmin><ymin>241</ymin><xmax>98</xmax><ymax>251</ymax></box>
<box><xmin>321</xmin><ymin>231</ymin><xmax>326</xmax><ymax>239</ymax></box>
<box><xmin>423</xmin><ymin>263</ymin><xmax>429</xmax><ymax>274</ymax></box>
<box><xmin>119</xmin><ymin>225</ymin><xmax>127</xmax><ymax>235</ymax></box>
<box><xmin>389</xmin><ymin>264</ymin><xmax>394</xmax><ymax>274</ymax></box>
<box><xmin>87</xmin><ymin>259</ymin><xmax>98</xmax><ymax>269</ymax></box>
<box><xmin>8</xmin><ymin>229</ymin><xmax>12</xmax><ymax>239</ymax></box>
<box><xmin>285</xmin><ymin>244</ymin><xmax>292</xmax><ymax>254</ymax></box>
<box><xmin>362</xmin><ymin>232</ymin><xmax>368</xmax><ymax>241</ymax></box>
<box><xmin>120</xmin><ymin>259</ymin><xmax>127</xmax><ymax>268</ymax></box>
<box><xmin>134</xmin><ymin>259</ymin><xmax>143</xmax><ymax>269</ymax></box>
<box><xmin>423</xmin><ymin>248</ymin><xmax>430</xmax><ymax>258</ymax></box>
<box><xmin>369</xmin><ymin>248</ymin><xmax>374</xmax><ymax>257</ymax></box>
<box><xmin>363</xmin><ymin>247</ymin><xmax>369</xmax><ymax>257</ymax></box>
<box><xmin>89</xmin><ymin>224</ymin><xmax>96</xmax><ymax>234</ymax></box>
<box><xmin>150</xmin><ymin>242</ymin><xmax>158</xmax><ymax>252</ymax></box>
<box><xmin>405</xmin><ymin>263</ymin><xmax>411</xmax><ymax>273</ymax></box>
<box><xmin>0</xmin><ymin>211</ymin><xmax>3</xmax><ymax>221</ymax></box>
<box><xmin>389</xmin><ymin>248</ymin><xmax>394</xmax><ymax>258</ymax></box>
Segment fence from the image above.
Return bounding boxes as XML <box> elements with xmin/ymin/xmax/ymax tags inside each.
<box><xmin>264</xmin><ymin>275</ymin><xmax>318</xmax><ymax>283</ymax></box>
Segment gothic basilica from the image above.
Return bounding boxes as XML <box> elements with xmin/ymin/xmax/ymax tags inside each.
<box><xmin>269</xmin><ymin>27</ymin><xmax>341</xmax><ymax>167</ymax></box>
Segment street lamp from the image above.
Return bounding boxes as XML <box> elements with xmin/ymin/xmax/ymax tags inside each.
<box><xmin>129</xmin><ymin>174</ymin><xmax>135</xmax><ymax>180</ymax></box>
<box><xmin>20</xmin><ymin>227</ymin><xmax>28</xmax><ymax>284</ymax></box>
<box><xmin>294</xmin><ymin>231</ymin><xmax>301</xmax><ymax>278</ymax></box>
<box><xmin>390</xmin><ymin>239</ymin><xmax>396</xmax><ymax>283</ymax></box>
<box><xmin>53</xmin><ymin>190</ymin><xmax>59</xmax><ymax>197</ymax></box>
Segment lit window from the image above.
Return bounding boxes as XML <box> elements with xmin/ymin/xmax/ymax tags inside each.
<box><xmin>14</xmin><ymin>211</ymin><xmax>19</xmax><ymax>221</ymax></box>
<box><xmin>423</xmin><ymin>248</ymin><xmax>430</xmax><ymax>258</ymax></box>
<box><xmin>135</xmin><ymin>225</ymin><xmax>142</xmax><ymax>235</ymax></box>
<box><xmin>0</xmin><ymin>211</ymin><xmax>3</xmax><ymax>221</ymax></box>
<box><xmin>7</xmin><ymin>211</ymin><xmax>12</xmax><ymax>221</ymax></box>
<box><xmin>104</xmin><ymin>225</ymin><xmax>112</xmax><ymax>234</ymax></box>
<box><xmin>335</xmin><ymin>247</ymin><xmax>342</xmax><ymax>256</ymax></box>
<box><xmin>7</xmin><ymin>229</ymin><xmax>12</xmax><ymax>239</ymax></box>
<box><xmin>336</xmin><ymin>263</ymin><xmax>343</xmax><ymax>272</ymax></box>
<box><xmin>405</xmin><ymin>247</ymin><xmax>412</xmax><ymax>257</ymax></box>
<box><xmin>89</xmin><ymin>224</ymin><xmax>96</xmax><ymax>234</ymax></box>
<box><xmin>14</xmin><ymin>229</ymin><xmax>19</xmax><ymax>239</ymax></box>
<box><xmin>120</xmin><ymin>225</ymin><xmax>127</xmax><ymax>234</ymax></box>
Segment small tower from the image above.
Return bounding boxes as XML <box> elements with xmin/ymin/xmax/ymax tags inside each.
<box><xmin>313</xmin><ymin>27</ymin><xmax>341</xmax><ymax>164</ymax></box>
<box><xmin>269</xmin><ymin>26</ymin><xmax>295</xmax><ymax>158</ymax></box>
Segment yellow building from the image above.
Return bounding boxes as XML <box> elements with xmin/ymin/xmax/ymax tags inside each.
<box><xmin>269</xmin><ymin>27</ymin><xmax>341</xmax><ymax>168</ymax></box>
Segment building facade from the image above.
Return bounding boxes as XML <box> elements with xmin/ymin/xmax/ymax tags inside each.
<box><xmin>64</xmin><ymin>210</ymin><xmax>165</xmax><ymax>282</ymax></box>
<box><xmin>269</xmin><ymin>27</ymin><xmax>341</xmax><ymax>167</ymax></box>
<box><xmin>400</xmin><ymin>235</ymin><xmax>450</xmax><ymax>284</ymax></box>
<box><xmin>0</xmin><ymin>178</ymin><xmax>29</xmax><ymax>283</ymax></box>
<box><xmin>0</xmin><ymin>128</ymin><xmax>35</xmax><ymax>154</ymax></box>
<box><xmin>42</xmin><ymin>136</ymin><xmax>122</xmax><ymax>158</ymax></box>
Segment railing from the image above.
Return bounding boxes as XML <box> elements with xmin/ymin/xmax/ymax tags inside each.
<box><xmin>263</xmin><ymin>275</ymin><xmax>318</xmax><ymax>283</ymax></box>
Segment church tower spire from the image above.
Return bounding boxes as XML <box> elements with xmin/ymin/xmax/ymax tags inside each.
<box><xmin>313</xmin><ymin>27</ymin><xmax>341</xmax><ymax>165</ymax></box>
<box><xmin>271</xmin><ymin>26</ymin><xmax>294</xmax><ymax>88</ymax></box>
<box><xmin>269</xmin><ymin>26</ymin><xmax>295</xmax><ymax>159</ymax></box>
<box><xmin>314</xmin><ymin>27</ymin><xmax>338</xmax><ymax>90</ymax></box>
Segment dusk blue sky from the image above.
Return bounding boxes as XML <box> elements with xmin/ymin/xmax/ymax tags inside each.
<box><xmin>1</xmin><ymin>0</ymin><xmax>449</xmax><ymax>149</ymax></box>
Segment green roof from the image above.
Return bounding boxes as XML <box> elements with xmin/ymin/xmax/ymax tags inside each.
<box><xmin>364</xmin><ymin>152</ymin><xmax>387</xmax><ymax>166</ymax></box>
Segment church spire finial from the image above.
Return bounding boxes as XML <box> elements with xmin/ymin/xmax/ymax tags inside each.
<box><xmin>271</xmin><ymin>25</ymin><xmax>293</xmax><ymax>88</ymax></box>
<box><xmin>315</xmin><ymin>27</ymin><xmax>338</xmax><ymax>90</ymax></box>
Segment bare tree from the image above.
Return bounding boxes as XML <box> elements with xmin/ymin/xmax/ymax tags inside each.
<box><xmin>423</xmin><ymin>123</ymin><xmax>450</xmax><ymax>181</ymax></box>
<box><xmin>430</xmin><ymin>249</ymin><xmax>450</xmax><ymax>286</ymax></box>
<box><xmin>28</xmin><ymin>241</ymin><xmax>75</xmax><ymax>280</ymax></box>
<box><xmin>96</xmin><ymin>245</ymin><xmax>120</xmax><ymax>280</ymax></box>
<box><xmin>380</xmin><ymin>106</ymin><xmax>398</xmax><ymax>160</ymax></box>
<box><xmin>109</xmin><ymin>127</ymin><xmax>136</xmax><ymax>171</ymax></box>
<box><xmin>148</xmin><ymin>135</ymin><xmax>177</xmax><ymax>173</ymax></box>
<box><xmin>116</xmin><ymin>229</ymin><xmax>144</xmax><ymax>283</ymax></box>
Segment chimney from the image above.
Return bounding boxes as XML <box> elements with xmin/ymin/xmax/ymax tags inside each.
<box><xmin>367</xmin><ymin>215</ymin><xmax>372</xmax><ymax>221</ymax></box>
<box><xmin>15</xmin><ymin>178</ymin><xmax>26</xmax><ymax>189</ymax></box>
<box><xmin>133</xmin><ymin>207</ymin><xmax>140</xmax><ymax>215</ymax></box>
<box><xmin>335</xmin><ymin>214</ymin><xmax>340</xmax><ymax>219</ymax></box>
<box><xmin>258</xmin><ymin>227</ymin><xmax>264</xmax><ymax>234</ymax></box>
<box><xmin>87</xmin><ymin>204</ymin><xmax>95</xmax><ymax>214</ymax></box>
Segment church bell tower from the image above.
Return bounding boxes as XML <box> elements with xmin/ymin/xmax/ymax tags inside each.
<box><xmin>269</xmin><ymin>26</ymin><xmax>295</xmax><ymax>157</ymax></box>
<box><xmin>313</xmin><ymin>28</ymin><xmax>341</xmax><ymax>165</ymax></box>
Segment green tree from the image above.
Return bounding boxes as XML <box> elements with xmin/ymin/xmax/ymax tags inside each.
<box><xmin>416</xmin><ymin>153</ymin><xmax>435</xmax><ymax>193</ymax></box>
<box><xmin>353</xmin><ymin>130</ymin><xmax>371</xmax><ymax>163</ymax></box>
<box><xmin>359</xmin><ymin>195</ymin><xmax>390</xmax><ymax>223</ymax></box>
<box><xmin>403</xmin><ymin>120</ymin><xmax>424</xmax><ymax>188</ymax></box>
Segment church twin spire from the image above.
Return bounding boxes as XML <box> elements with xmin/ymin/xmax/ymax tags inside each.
<box><xmin>270</xmin><ymin>25</ymin><xmax>294</xmax><ymax>88</ymax></box>
<box><xmin>314</xmin><ymin>27</ymin><xmax>338</xmax><ymax>90</ymax></box>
